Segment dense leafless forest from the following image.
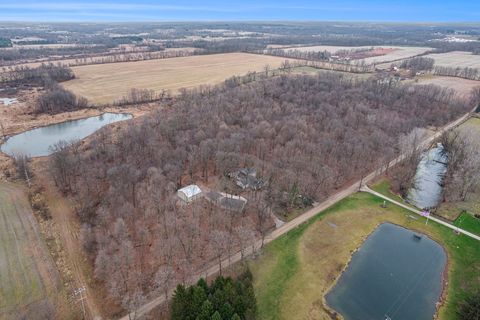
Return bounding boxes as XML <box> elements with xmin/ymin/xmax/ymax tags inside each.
<box><xmin>48</xmin><ymin>73</ymin><xmax>469</xmax><ymax>314</ymax></box>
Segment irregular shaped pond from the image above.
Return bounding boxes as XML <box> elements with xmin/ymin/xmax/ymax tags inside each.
<box><xmin>407</xmin><ymin>144</ymin><xmax>447</xmax><ymax>209</ymax></box>
<box><xmin>326</xmin><ymin>223</ymin><xmax>446</xmax><ymax>320</ymax></box>
<box><xmin>1</xmin><ymin>112</ymin><xmax>132</xmax><ymax>157</ymax></box>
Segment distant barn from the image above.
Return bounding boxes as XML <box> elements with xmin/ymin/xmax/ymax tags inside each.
<box><xmin>177</xmin><ymin>184</ymin><xmax>202</xmax><ymax>203</ymax></box>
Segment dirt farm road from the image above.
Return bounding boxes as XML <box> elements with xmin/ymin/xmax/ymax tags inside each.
<box><xmin>120</xmin><ymin>110</ymin><xmax>474</xmax><ymax>320</ymax></box>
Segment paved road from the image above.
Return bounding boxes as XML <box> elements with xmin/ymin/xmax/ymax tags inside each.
<box><xmin>361</xmin><ymin>186</ymin><xmax>480</xmax><ymax>241</ymax></box>
<box><xmin>119</xmin><ymin>110</ymin><xmax>474</xmax><ymax>320</ymax></box>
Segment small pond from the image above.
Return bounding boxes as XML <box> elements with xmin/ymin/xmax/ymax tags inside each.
<box><xmin>0</xmin><ymin>113</ymin><xmax>132</xmax><ymax>157</ymax></box>
<box><xmin>407</xmin><ymin>144</ymin><xmax>447</xmax><ymax>210</ymax></box>
<box><xmin>0</xmin><ymin>98</ymin><xmax>18</xmax><ymax>106</ymax></box>
<box><xmin>326</xmin><ymin>223</ymin><xmax>446</xmax><ymax>320</ymax></box>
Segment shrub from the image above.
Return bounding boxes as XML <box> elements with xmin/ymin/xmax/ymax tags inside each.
<box><xmin>457</xmin><ymin>292</ymin><xmax>480</xmax><ymax>320</ymax></box>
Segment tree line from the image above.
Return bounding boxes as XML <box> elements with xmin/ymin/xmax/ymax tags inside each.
<box><xmin>434</xmin><ymin>66</ymin><xmax>480</xmax><ymax>81</ymax></box>
<box><xmin>0</xmin><ymin>63</ymin><xmax>74</xmax><ymax>87</ymax></box>
<box><xmin>48</xmin><ymin>73</ymin><xmax>469</xmax><ymax>315</ymax></box>
<box><xmin>263</xmin><ymin>48</ymin><xmax>331</xmax><ymax>61</ymax></box>
<box><xmin>400</xmin><ymin>57</ymin><xmax>435</xmax><ymax>73</ymax></box>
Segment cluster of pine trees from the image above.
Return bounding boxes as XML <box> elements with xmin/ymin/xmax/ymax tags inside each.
<box><xmin>171</xmin><ymin>270</ymin><xmax>257</xmax><ymax>320</ymax></box>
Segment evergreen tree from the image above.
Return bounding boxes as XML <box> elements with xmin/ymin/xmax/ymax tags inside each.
<box><xmin>197</xmin><ymin>278</ymin><xmax>209</xmax><ymax>294</ymax></box>
<box><xmin>191</xmin><ymin>285</ymin><xmax>208</xmax><ymax>315</ymax></box>
<box><xmin>211</xmin><ymin>311</ymin><xmax>222</xmax><ymax>320</ymax></box>
<box><xmin>219</xmin><ymin>302</ymin><xmax>234</xmax><ymax>320</ymax></box>
<box><xmin>196</xmin><ymin>300</ymin><xmax>214</xmax><ymax>320</ymax></box>
<box><xmin>171</xmin><ymin>284</ymin><xmax>188</xmax><ymax>320</ymax></box>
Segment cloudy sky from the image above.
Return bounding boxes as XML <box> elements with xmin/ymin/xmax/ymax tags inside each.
<box><xmin>0</xmin><ymin>0</ymin><xmax>479</xmax><ymax>22</ymax></box>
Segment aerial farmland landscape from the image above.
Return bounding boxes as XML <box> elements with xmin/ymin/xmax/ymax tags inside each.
<box><xmin>1</xmin><ymin>2</ymin><xmax>480</xmax><ymax>320</ymax></box>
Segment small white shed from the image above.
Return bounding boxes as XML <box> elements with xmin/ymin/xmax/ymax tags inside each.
<box><xmin>177</xmin><ymin>184</ymin><xmax>202</xmax><ymax>203</ymax></box>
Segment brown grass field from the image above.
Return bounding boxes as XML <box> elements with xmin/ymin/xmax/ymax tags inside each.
<box><xmin>0</xmin><ymin>181</ymin><xmax>59</xmax><ymax>319</ymax></box>
<box><xmin>424</xmin><ymin>51</ymin><xmax>480</xmax><ymax>69</ymax></box>
<box><xmin>414</xmin><ymin>75</ymin><xmax>480</xmax><ymax>97</ymax></box>
<box><xmin>61</xmin><ymin>53</ymin><xmax>292</xmax><ymax>105</ymax></box>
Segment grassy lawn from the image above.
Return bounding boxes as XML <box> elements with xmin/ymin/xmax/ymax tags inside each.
<box><xmin>459</xmin><ymin>117</ymin><xmax>480</xmax><ymax>132</ymax></box>
<box><xmin>370</xmin><ymin>178</ymin><xmax>405</xmax><ymax>203</ymax></box>
<box><xmin>248</xmin><ymin>192</ymin><xmax>480</xmax><ymax>320</ymax></box>
<box><xmin>454</xmin><ymin>212</ymin><xmax>480</xmax><ymax>236</ymax></box>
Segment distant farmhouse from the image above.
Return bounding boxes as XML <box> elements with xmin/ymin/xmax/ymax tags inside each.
<box><xmin>205</xmin><ymin>191</ymin><xmax>248</xmax><ymax>213</ymax></box>
<box><xmin>229</xmin><ymin>168</ymin><xmax>264</xmax><ymax>190</ymax></box>
<box><xmin>177</xmin><ymin>184</ymin><xmax>202</xmax><ymax>203</ymax></box>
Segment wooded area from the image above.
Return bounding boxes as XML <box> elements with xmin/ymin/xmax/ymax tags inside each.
<box><xmin>49</xmin><ymin>73</ymin><xmax>469</xmax><ymax>314</ymax></box>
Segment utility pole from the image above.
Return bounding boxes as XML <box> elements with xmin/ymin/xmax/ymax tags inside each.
<box><xmin>24</xmin><ymin>161</ymin><xmax>31</xmax><ymax>188</ymax></box>
<box><xmin>73</xmin><ymin>286</ymin><xmax>87</xmax><ymax>319</ymax></box>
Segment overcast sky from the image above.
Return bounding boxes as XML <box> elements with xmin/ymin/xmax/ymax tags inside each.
<box><xmin>1</xmin><ymin>0</ymin><xmax>479</xmax><ymax>22</ymax></box>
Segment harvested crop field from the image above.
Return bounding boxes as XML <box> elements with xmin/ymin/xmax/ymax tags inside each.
<box><xmin>361</xmin><ymin>46</ymin><xmax>432</xmax><ymax>64</ymax></box>
<box><xmin>0</xmin><ymin>182</ymin><xmax>59</xmax><ymax>318</ymax></box>
<box><xmin>424</xmin><ymin>51</ymin><xmax>480</xmax><ymax>69</ymax></box>
<box><xmin>281</xmin><ymin>45</ymin><xmax>431</xmax><ymax>64</ymax></box>
<box><xmin>62</xmin><ymin>53</ymin><xmax>292</xmax><ymax>105</ymax></box>
<box><xmin>415</xmin><ymin>76</ymin><xmax>480</xmax><ymax>97</ymax></box>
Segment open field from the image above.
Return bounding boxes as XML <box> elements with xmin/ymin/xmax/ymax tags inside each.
<box><xmin>249</xmin><ymin>191</ymin><xmax>480</xmax><ymax>320</ymax></box>
<box><xmin>454</xmin><ymin>212</ymin><xmax>480</xmax><ymax>236</ymax></box>
<box><xmin>424</xmin><ymin>51</ymin><xmax>480</xmax><ymax>69</ymax></box>
<box><xmin>414</xmin><ymin>75</ymin><xmax>480</xmax><ymax>97</ymax></box>
<box><xmin>290</xmin><ymin>65</ymin><xmax>372</xmax><ymax>79</ymax></box>
<box><xmin>362</xmin><ymin>46</ymin><xmax>432</xmax><ymax>64</ymax></box>
<box><xmin>0</xmin><ymin>181</ymin><xmax>59</xmax><ymax>319</ymax></box>
<box><xmin>282</xmin><ymin>45</ymin><xmax>431</xmax><ymax>64</ymax></box>
<box><xmin>62</xmin><ymin>53</ymin><xmax>291</xmax><ymax>104</ymax></box>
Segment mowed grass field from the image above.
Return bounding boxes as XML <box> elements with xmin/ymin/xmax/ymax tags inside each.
<box><xmin>425</xmin><ymin>51</ymin><xmax>480</xmax><ymax>69</ymax></box>
<box><xmin>249</xmin><ymin>191</ymin><xmax>480</xmax><ymax>320</ymax></box>
<box><xmin>0</xmin><ymin>182</ymin><xmax>58</xmax><ymax>318</ymax></box>
<box><xmin>62</xmin><ymin>53</ymin><xmax>292</xmax><ymax>105</ymax></box>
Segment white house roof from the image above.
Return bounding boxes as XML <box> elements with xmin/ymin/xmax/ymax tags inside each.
<box><xmin>178</xmin><ymin>184</ymin><xmax>202</xmax><ymax>198</ymax></box>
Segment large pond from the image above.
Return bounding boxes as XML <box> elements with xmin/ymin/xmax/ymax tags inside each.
<box><xmin>326</xmin><ymin>223</ymin><xmax>446</xmax><ymax>320</ymax></box>
<box><xmin>0</xmin><ymin>113</ymin><xmax>132</xmax><ymax>157</ymax></box>
<box><xmin>407</xmin><ymin>144</ymin><xmax>448</xmax><ymax>210</ymax></box>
